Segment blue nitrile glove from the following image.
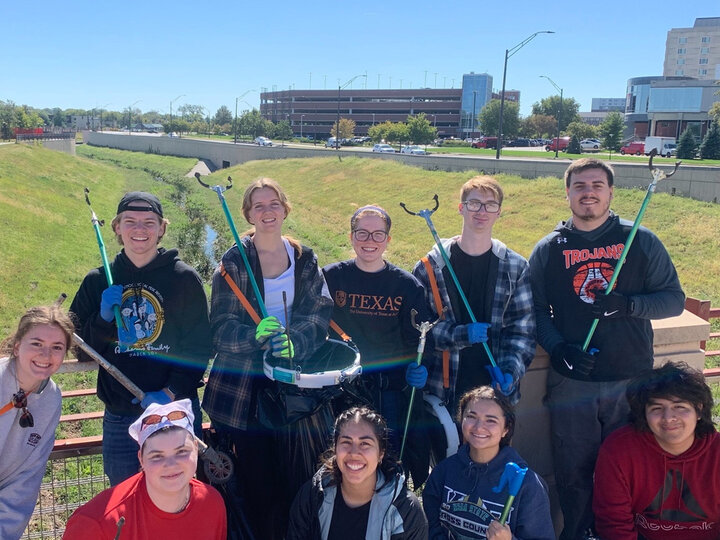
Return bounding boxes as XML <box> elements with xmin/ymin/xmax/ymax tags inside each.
<box><xmin>466</xmin><ymin>322</ymin><xmax>491</xmax><ymax>344</ymax></box>
<box><xmin>132</xmin><ymin>389</ymin><xmax>173</xmax><ymax>409</ymax></box>
<box><xmin>100</xmin><ymin>285</ymin><xmax>124</xmax><ymax>323</ymax></box>
<box><xmin>255</xmin><ymin>316</ymin><xmax>285</xmax><ymax>345</ymax></box>
<box><xmin>270</xmin><ymin>333</ymin><xmax>295</xmax><ymax>359</ymax></box>
<box><xmin>492</xmin><ymin>462</ymin><xmax>528</xmax><ymax>496</ymax></box>
<box><xmin>405</xmin><ymin>363</ymin><xmax>428</xmax><ymax>389</ymax></box>
<box><xmin>486</xmin><ymin>365</ymin><xmax>514</xmax><ymax>396</ymax></box>
<box><xmin>591</xmin><ymin>290</ymin><xmax>633</xmax><ymax>319</ymax></box>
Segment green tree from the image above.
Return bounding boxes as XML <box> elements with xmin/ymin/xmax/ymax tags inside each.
<box><xmin>709</xmin><ymin>102</ymin><xmax>720</xmax><ymax>123</ymax></box>
<box><xmin>478</xmin><ymin>100</ymin><xmax>520</xmax><ymax>139</ymax></box>
<box><xmin>531</xmin><ymin>95</ymin><xmax>581</xmax><ymax>131</ymax></box>
<box><xmin>331</xmin><ymin>118</ymin><xmax>356</xmax><ymax>139</ymax></box>
<box><xmin>522</xmin><ymin>114</ymin><xmax>556</xmax><ymax>138</ymax></box>
<box><xmin>406</xmin><ymin>113</ymin><xmax>437</xmax><ymax>145</ymax></box>
<box><xmin>599</xmin><ymin>112</ymin><xmax>624</xmax><ymax>151</ymax></box>
<box><xmin>676</xmin><ymin>128</ymin><xmax>698</xmax><ymax>159</ymax></box>
<box><xmin>368</xmin><ymin>121</ymin><xmax>391</xmax><ymax>142</ymax></box>
<box><xmin>274</xmin><ymin>119</ymin><xmax>293</xmax><ymax>140</ymax></box>
<box><xmin>567</xmin><ymin>134</ymin><xmax>582</xmax><ymax>154</ymax></box>
<box><xmin>177</xmin><ymin>104</ymin><xmax>205</xmax><ymax>124</ymax></box>
<box><xmin>214</xmin><ymin>105</ymin><xmax>233</xmax><ymax>126</ymax></box>
<box><xmin>698</xmin><ymin>121</ymin><xmax>720</xmax><ymax>160</ymax></box>
<box><xmin>566</xmin><ymin>121</ymin><xmax>599</xmax><ymax>141</ymax></box>
<box><xmin>386</xmin><ymin>122</ymin><xmax>409</xmax><ymax>146</ymax></box>
<box><xmin>238</xmin><ymin>109</ymin><xmax>269</xmax><ymax>138</ymax></box>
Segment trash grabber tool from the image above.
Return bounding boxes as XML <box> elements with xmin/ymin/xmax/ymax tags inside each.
<box><xmin>71</xmin><ymin>329</ymin><xmax>234</xmax><ymax>484</ymax></box>
<box><xmin>582</xmin><ymin>150</ymin><xmax>681</xmax><ymax>350</ymax></box>
<box><xmin>400</xmin><ymin>196</ymin><xmax>497</xmax><ymax>368</ymax></box>
<box><xmin>195</xmin><ymin>173</ymin><xmax>268</xmax><ymax>318</ymax></box>
<box><xmin>84</xmin><ymin>188</ymin><xmax>126</xmax><ymax>331</ymax></box>
<box><xmin>492</xmin><ymin>461</ymin><xmax>528</xmax><ymax>525</ymax></box>
<box><xmin>399</xmin><ymin>308</ymin><xmax>443</xmax><ymax>463</ymax></box>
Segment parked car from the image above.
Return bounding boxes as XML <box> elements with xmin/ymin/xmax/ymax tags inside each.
<box><xmin>620</xmin><ymin>141</ymin><xmax>645</xmax><ymax>155</ymax></box>
<box><xmin>580</xmin><ymin>138</ymin><xmax>601</xmax><ymax>150</ymax></box>
<box><xmin>506</xmin><ymin>138</ymin><xmax>531</xmax><ymax>147</ymax></box>
<box><xmin>254</xmin><ymin>136</ymin><xmax>273</xmax><ymax>146</ymax></box>
<box><xmin>401</xmin><ymin>145</ymin><xmax>427</xmax><ymax>155</ymax></box>
<box><xmin>644</xmin><ymin>136</ymin><xmax>677</xmax><ymax>157</ymax></box>
<box><xmin>372</xmin><ymin>143</ymin><xmax>395</xmax><ymax>153</ymax></box>
<box><xmin>545</xmin><ymin>137</ymin><xmax>571</xmax><ymax>152</ymax></box>
<box><xmin>472</xmin><ymin>137</ymin><xmax>499</xmax><ymax>149</ymax></box>
<box><xmin>326</xmin><ymin>137</ymin><xmax>338</xmax><ymax>148</ymax></box>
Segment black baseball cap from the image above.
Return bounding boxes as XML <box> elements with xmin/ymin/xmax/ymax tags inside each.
<box><xmin>117</xmin><ymin>192</ymin><xmax>163</xmax><ymax>218</ymax></box>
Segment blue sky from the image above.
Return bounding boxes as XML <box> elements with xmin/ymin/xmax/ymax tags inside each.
<box><xmin>3</xmin><ymin>1</ymin><xmax>717</xmax><ymax>117</ymax></box>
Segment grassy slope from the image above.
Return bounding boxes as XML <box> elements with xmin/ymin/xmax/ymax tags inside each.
<box><xmin>2</xmin><ymin>145</ymin><xmax>719</xmax><ymax>337</ymax></box>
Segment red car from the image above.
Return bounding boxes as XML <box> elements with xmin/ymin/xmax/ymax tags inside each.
<box><xmin>620</xmin><ymin>142</ymin><xmax>645</xmax><ymax>155</ymax></box>
<box><xmin>472</xmin><ymin>137</ymin><xmax>498</xmax><ymax>149</ymax></box>
<box><xmin>545</xmin><ymin>137</ymin><xmax>570</xmax><ymax>152</ymax></box>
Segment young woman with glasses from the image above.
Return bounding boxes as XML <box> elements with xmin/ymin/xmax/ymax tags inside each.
<box><xmin>322</xmin><ymin>205</ymin><xmax>433</xmax><ymax>486</ymax></box>
<box><xmin>0</xmin><ymin>305</ymin><xmax>75</xmax><ymax>540</ymax></box>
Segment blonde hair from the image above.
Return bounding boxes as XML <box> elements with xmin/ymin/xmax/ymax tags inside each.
<box><xmin>460</xmin><ymin>176</ymin><xmax>504</xmax><ymax>206</ymax></box>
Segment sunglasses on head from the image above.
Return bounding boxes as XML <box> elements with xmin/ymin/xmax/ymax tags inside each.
<box><xmin>140</xmin><ymin>410</ymin><xmax>188</xmax><ymax>431</ymax></box>
<box><xmin>12</xmin><ymin>390</ymin><xmax>34</xmax><ymax>428</ymax></box>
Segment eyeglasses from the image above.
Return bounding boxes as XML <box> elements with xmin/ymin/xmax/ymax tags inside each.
<box><xmin>462</xmin><ymin>199</ymin><xmax>501</xmax><ymax>213</ymax></box>
<box><xmin>12</xmin><ymin>390</ymin><xmax>34</xmax><ymax>428</ymax></box>
<box><xmin>352</xmin><ymin>229</ymin><xmax>388</xmax><ymax>242</ymax></box>
<box><xmin>141</xmin><ymin>410</ymin><xmax>189</xmax><ymax>431</ymax></box>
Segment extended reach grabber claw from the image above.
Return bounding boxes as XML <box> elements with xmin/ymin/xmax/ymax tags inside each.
<box><xmin>399</xmin><ymin>195</ymin><xmax>497</xmax><ymax>369</ymax></box>
<box><xmin>582</xmin><ymin>150</ymin><xmax>681</xmax><ymax>350</ymax></box>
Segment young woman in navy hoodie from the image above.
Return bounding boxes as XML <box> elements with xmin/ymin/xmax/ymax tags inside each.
<box><xmin>593</xmin><ymin>361</ymin><xmax>720</xmax><ymax>540</ymax></box>
<box><xmin>422</xmin><ymin>386</ymin><xmax>555</xmax><ymax>540</ymax></box>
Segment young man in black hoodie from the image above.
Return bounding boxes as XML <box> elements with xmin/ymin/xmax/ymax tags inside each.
<box><xmin>528</xmin><ymin>159</ymin><xmax>685</xmax><ymax>540</ymax></box>
<box><xmin>71</xmin><ymin>192</ymin><xmax>211</xmax><ymax>486</ymax></box>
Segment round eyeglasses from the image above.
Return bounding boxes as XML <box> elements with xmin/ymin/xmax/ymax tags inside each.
<box><xmin>462</xmin><ymin>199</ymin><xmax>501</xmax><ymax>213</ymax></box>
<box><xmin>12</xmin><ymin>390</ymin><xmax>34</xmax><ymax>428</ymax></box>
<box><xmin>352</xmin><ymin>229</ymin><xmax>388</xmax><ymax>242</ymax></box>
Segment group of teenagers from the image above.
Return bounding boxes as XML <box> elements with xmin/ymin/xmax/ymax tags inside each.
<box><xmin>1</xmin><ymin>156</ymin><xmax>719</xmax><ymax>540</ymax></box>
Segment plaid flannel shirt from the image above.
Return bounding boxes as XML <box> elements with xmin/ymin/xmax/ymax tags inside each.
<box><xmin>202</xmin><ymin>237</ymin><xmax>333</xmax><ymax>430</ymax></box>
<box><xmin>412</xmin><ymin>237</ymin><xmax>536</xmax><ymax>404</ymax></box>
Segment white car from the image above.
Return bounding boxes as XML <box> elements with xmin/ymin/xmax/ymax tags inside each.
<box><xmin>254</xmin><ymin>136</ymin><xmax>273</xmax><ymax>146</ymax></box>
<box><xmin>372</xmin><ymin>143</ymin><xmax>395</xmax><ymax>153</ymax></box>
<box><xmin>580</xmin><ymin>138</ymin><xmax>601</xmax><ymax>150</ymax></box>
<box><xmin>401</xmin><ymin>145</ymin><xmax>427</xmax><ymax>155</ymax></box>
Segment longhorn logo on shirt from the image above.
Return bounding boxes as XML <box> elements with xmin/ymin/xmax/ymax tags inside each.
<box><xmin>573</xmin><ymin>262</ymin><xmax>615</xmax><ymax>304</ymax></box>
<box><xmin>335</xmin><ymin>290</ymin><xmax>347</xmax><ymax>308</ymax></box>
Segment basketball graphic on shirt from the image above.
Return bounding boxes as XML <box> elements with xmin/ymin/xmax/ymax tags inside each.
<box><xmin>573</xmin><ymin>262</ymin><xmax>615</xmax><ymax>304</ymax></box>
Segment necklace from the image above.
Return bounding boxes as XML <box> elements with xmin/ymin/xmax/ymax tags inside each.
<box><xmin>174</xmin><ymin>487</ymin><xmax>191</xmax><ymax>513</ymax></box>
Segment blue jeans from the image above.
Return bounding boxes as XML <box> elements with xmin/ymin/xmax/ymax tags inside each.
<box><xmin>103</xmin><ymin>397</ymin><xmax>203</xmax><ymax>486</ymax></box>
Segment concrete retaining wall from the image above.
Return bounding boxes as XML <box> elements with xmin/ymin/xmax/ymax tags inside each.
<box><xmin>84</xmin><ymin>132</ymin><xmax>720</xmax><ymax>203</ymax></box>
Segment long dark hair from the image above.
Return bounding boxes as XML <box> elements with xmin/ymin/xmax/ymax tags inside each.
<box><xmin>627</xmin><ymin>361</ymin><xmax>715</xmax><ymax>438</ymax></box>
<box><xmin>457</xmin><ymin>386</ymin><xmax>516</xmax><ymax>447</ymax></box>
<box><xmin>321</xmin><ymin>406</ymin><xmax>398</xmax><ymax>486</ymax></box>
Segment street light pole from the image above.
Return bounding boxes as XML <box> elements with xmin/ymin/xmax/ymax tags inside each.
<box><xmin>540</xmin><ymin>75</ymin><xmax>563</xmax><ymax>158</ymax></box>
<box><xmin>128</xmin><ymin>100</ymin><xmax>141</xmax><ymax>133</ymax></box>
<box><xmin>170</xmin><ymin>94</ymin><xmax>185</xmax><ymax>137</ymax></box>
<box><xmin>336</xmin><ymin>74</ymin><xmax>367</xmax><ymax>149</ymax></box>
<box><xmin>233</xmin><ymin>89</ymin><xmax>255</xmax><ymax>144</ymax></box>
<box><xmin>496</xmin><ymin>30</ymin><xmax>554</xmax><ymax>159</ymax></box>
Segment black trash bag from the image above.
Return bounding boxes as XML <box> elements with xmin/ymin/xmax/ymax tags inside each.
<box><xmin>198</xmin><ymin>429</ymin><xmax>256</xmax><ymax>540</ymax></box>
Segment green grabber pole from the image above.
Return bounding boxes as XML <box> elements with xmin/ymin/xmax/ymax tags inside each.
<box><xmin>195</xmin><ymin>173</ymin><xmax>268</xmax><ymax>318</ymax></box>
<box><xmin>84</xmin><ymin>188</ymin><xmax>126</xmax><ymax>332</ymax></box>
<box><xmin>399</xmin><ymin>308</ymin><xmax>443</xmax><ymax>463</ymax></box>
<box><xmin>400</xmin><ymin>195</ymin><xmax>497</xmax><ymax>368</ymax></box>
<box><xmin>582</xmin><ymin>151</ymin><xmax>681</xmax><ymax>351</ymax></box>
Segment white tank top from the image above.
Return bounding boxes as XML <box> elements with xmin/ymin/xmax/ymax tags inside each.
<box><xmin>263</xmin><ymin>238</ymin><xmax>296</xmax><ymax>326</ymax></box>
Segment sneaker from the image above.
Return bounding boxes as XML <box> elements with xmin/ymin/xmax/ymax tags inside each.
<box><xmin>583</xmin><ymin>529</ymin><xmax>601</xmax><ymax>540</ymax></box>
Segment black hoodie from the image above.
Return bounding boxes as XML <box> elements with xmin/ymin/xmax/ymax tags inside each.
<box><xmin>71</xmin><ymin>248</ymin><xmax>211</xmax><ymax>416</ymax></box>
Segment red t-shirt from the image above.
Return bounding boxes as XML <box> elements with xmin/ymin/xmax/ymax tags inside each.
<box><xmin>62</xmin><ymin>473</ymin><xmax>226</xmax><ymax>539</ymax></box>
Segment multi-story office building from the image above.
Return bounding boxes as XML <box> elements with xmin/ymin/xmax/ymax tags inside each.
<box><xmin>591</xmin><ymin>98</ymin><xmax>626</xmax><ymax>112</ymax></box>
<box><xmin>664</xmin><ymin>17</ymin><xmax>720</xmax><ymax>80</ymax></box>
<box><xmin>624</xmin><ymin>76</ymin><xmax>716</xmax><ymax>140</ymax></box>
<box><xmin>459</xmin><ymin>72</ymin><xmax>493</xmax><ymax>137</ymax></box>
